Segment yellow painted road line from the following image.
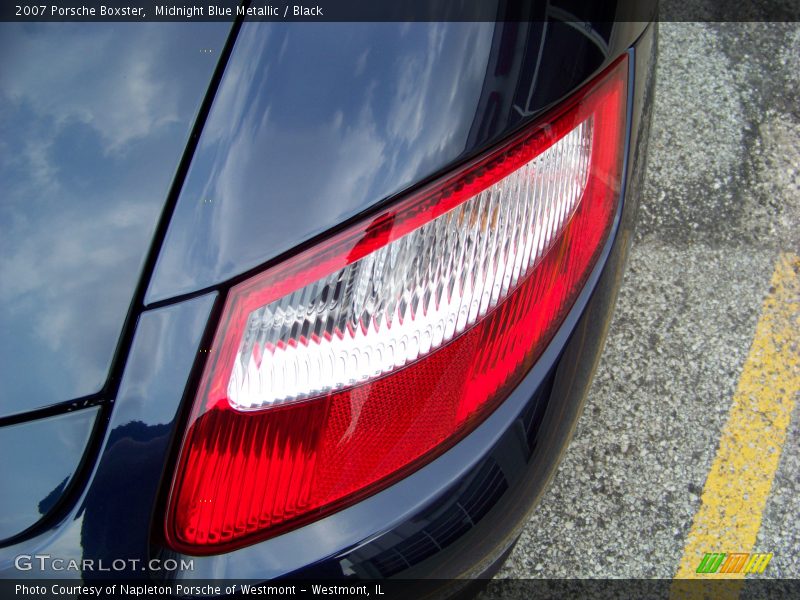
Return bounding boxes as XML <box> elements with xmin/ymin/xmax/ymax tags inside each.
<box><xmin>673</xmin><ymin>252</ymin><xmax>800</xmax><ymax>586</ymax></box>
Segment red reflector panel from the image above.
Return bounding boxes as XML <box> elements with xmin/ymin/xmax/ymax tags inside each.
<box><xmin>166</xmin><ymin>56</ymin><xmax>628</xmax><ymax>553</ymax></box>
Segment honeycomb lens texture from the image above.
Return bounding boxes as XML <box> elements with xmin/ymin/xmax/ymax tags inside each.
<box><xmin>229</xmin><ymin>120</ymin><xmax>593</xmax><ymax>410</ymax></box>
<box><xmin>166</xmin><ymin>55</ymin><xmax>628</xmax><ymax>552</ymax></box>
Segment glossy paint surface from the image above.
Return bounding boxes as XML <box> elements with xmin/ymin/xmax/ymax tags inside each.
<box><xmin>0</xmin><ymin>13</ymin><xmax>655</xmax><ymax>582</ymax></box>
<box><xmin>0</xmin><ymin>407</ymin><xmax>98</xmax><ymax>542</ymax></box>
<box><xmin>0</xmin><ymin>294</ymin><xmax>215</xmax><ymax>575</ymax></box>
<box><xmin>147</xmin><ymin>19</ymin><xmax>647</xmax><ymax>303</ymax></box>
<box><xmin>0</xmin><ymin>22</ymin><xmax>231</xmax><ymax>417</ymax></box>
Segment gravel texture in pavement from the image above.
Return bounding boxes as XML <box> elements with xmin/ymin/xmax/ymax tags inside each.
<box><xmin>497</xmin><ymin>21</ymin><xmax>800</xmax><ymax>579</ymax></box>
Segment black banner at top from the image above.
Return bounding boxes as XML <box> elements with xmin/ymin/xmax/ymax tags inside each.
<box><xmin>1</xmin><ymin>0</ymin><xmax>799</xmax><ymax>23</ymax></box>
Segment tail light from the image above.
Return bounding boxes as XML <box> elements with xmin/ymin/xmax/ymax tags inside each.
<box><xmin>165</xmin><ymin>56</ymin><xmax>628</xmax><ymax>553</ymax></box>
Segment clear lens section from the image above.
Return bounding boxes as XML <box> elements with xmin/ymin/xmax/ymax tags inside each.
<box><xmin>229</xmin><ymin>119</ymin><xmax>593</xmax><ymax>410</ymax></box>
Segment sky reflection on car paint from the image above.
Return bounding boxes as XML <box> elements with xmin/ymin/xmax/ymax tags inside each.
<box><xmin>0</xmin><ymin>23</ymin><xmax>230</xmax><ymax>414</ymax></box>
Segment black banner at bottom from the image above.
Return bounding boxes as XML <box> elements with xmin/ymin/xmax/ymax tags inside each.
<box><xmin>3</xmin><ymin>579</ymin><xmax>800</xmax><ymax>600</ymax></box>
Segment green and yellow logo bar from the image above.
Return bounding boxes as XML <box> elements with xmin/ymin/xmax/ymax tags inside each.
<box><xmin>695</xmin><ymin>552</ymin><xmax>772</xmax><ymax>574</ymax></box>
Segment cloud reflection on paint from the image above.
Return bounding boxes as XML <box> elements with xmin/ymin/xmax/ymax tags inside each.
<box><xmin>148</xmin><ymin>21</ymin><xmax>495</xmax><ymax>301</ymax></box>
<box><xmin>0</xmin><ymin>23</ymin><xmax>229</xmax><ymax>413</ymax></box>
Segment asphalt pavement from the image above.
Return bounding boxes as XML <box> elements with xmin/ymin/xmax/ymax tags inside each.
<box><xmin>497</xmin><ymin>21</ymin><xmax>800</xmax><ymax>579</ymax></box>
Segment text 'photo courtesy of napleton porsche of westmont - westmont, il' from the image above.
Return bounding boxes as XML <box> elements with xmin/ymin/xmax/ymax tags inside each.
<box><xmin>0</xmin><ymin>0</ymin><xmax>799</xmax><ymax>599</ymax></box>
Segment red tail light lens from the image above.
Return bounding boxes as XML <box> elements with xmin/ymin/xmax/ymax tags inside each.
<box><xmin>165</xmin><ymin>56</ymin><xmax>628</xmax><ymax>553</ymax></box>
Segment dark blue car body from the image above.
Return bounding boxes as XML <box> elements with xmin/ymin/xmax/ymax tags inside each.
<box><xmin>0</xmin><ymin>4</ymin><xmax>656</xmax><ymax>585</ymax></box>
